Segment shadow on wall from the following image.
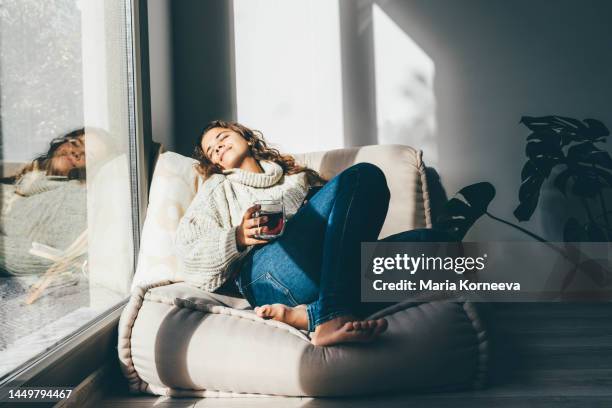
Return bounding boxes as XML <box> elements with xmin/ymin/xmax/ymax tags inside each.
<box><xmin>339</xmin><ymin>0</ymin><xmax>444</xmax><ymax>223</ymax></box>
<box><xmin>368</xmin><ymin>0</ymin><xmax>612</xmax><ymax>242</ymax></box>
<box><xmin>424</xmin><ymin>167</ymin><xmax>448</xmax><ymax>223</ymax></box>
<box><xmin>169</xmin><ymin>0</ymin><xmax>236</xmax><ymax>156</ymax></box>
<box><xmin>339</xmin><ymin>0</ymin><xmax>439</xmax><ymax>167</ymax></box>
<box><xmin>371</xmin><ymin>3</ymin><xmax>438</xmax><ymax>166</ymax></box>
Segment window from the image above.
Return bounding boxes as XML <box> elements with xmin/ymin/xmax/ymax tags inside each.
<box><xmin>0</xmin><ymin>0</ymin><xmax>139</xmax><ymax>380</ymax></box>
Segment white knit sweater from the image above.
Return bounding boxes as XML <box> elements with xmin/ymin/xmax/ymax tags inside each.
<box><xmin>175</xmin><ymin>160</ymin><xmax>309</xmax><ymax>292</ymax></box>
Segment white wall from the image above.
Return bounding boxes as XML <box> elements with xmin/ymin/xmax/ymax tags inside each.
<box><xmin>233</xmin><ymin>0</ymin><xmax>344</xmax><ymax>154</ymax></box>
<box><xmin>372</xmin><ymin>3</ymin><xmax>437</xmax><ymax>167</ymax></box>
<box><xmin>158</xmin><ymin>0</ymin><xmax>612</xmax><ymax>242</ymax></box>
<box><xmin>372</xmin><ymin>0</ymin><xmax>612</xmax><ymax>242</ymax></box>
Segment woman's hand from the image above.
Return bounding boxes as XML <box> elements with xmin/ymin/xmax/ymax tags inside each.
<box><xmin>236</xmin><ymin>204</ymin><xmax>270</xmax><ymax>251</ymax></box>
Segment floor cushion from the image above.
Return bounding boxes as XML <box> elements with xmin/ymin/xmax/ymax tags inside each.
<box><xmin>118</xmin><ymin>281</ymin><xmax>487</xmax><ymax>397</ymax></box>
<box><xmin>119</xmin><ymin>145</ymin><xmax>487</xmax><ymax>397</ymax></box>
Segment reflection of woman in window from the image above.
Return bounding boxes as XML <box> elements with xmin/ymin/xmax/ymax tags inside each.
<box><xmin>2</xmin><ymin>128</ymin><xmax>87</xmax><ymax>186</ymax></box>
<box><xmin>0</xmin><ymin>129</ymin><xmax>88</xmax><ymax>277</ymax></box>
<box><xmin>175</xmin><ymin>120</ymin><xmax>455</xmax><ymax>347</ymax></box>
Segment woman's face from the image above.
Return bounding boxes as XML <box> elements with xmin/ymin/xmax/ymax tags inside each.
<box><xmin>49</xmin><ymin>137</ymin><xmax>86</xmax><ymax>176</ymax></box>
<box><xmin>201</xmin><ymin>127</ymin><xmax>250</xmax><ymax>170</ymax></box>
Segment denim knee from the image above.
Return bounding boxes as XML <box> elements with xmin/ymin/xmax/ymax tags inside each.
<box><xmin>350</xmin><ymin>162</ymin><xmax>390</xmax><ymax>203</ymax></box>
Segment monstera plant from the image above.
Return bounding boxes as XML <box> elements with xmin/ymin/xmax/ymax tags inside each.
<box><xmin>515</xmin><ymin>116</ymin><xmax>612</xmax><ymax>242</ymax></box>
<box><xmin>434</xmin><ymin>116</ymin><xmax>612</xmax><ymax>297</ymax></box>
<box><xmin>436</xmin><ymin>115</ymin><xmax>612</xmax><ymax>244</ymax></box>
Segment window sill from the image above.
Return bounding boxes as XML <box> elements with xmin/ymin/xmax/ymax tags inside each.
<box><xmin>0</xmin><ymin>299</ymin><xmax>128</xmax><ymax>406</ymax></box>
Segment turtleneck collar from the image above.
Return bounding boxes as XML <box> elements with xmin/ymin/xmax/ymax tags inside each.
<box><xmin>223</xmin><ymin>160</ymin><xmax>283</xmax><ymax>188</ymax></box>
<box><xmin>14</xmin><ymin>170</ymin><xmax>70</xmax><ymax>196</ymax></box>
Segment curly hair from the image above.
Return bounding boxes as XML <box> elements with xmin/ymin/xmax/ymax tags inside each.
<box><xmin>2</xmin><ymin>128</ymin><xmax>87</xmax><ymax>184</ymax></box>
<box><xmin>193</xmin><ymin>120</ymin><xmax>327</xmax><ymax>187</ymax></box>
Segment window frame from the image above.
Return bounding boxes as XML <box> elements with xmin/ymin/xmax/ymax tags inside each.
<box><xmin>0</xmin><ymin>0</ymin><xmax>152</xmax><ymax>395</ymax></box>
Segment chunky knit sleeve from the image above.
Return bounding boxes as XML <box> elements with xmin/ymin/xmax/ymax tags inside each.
<box><xmin>174</xmin><ymin>177</ymin><xmax>247</xmax><ymax>292</ymax></box>
<box><xmin>282</xmin><ymin>172</ymin><xmax>309</xmax><ymax>219</ymax></box>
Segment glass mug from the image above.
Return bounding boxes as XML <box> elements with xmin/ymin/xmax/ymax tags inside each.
<box><xmin>252</xmin><ymin>199</ymin><xmax>286</xmax><ymax>240</ymax></box>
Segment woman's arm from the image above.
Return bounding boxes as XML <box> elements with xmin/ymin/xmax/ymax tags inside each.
<box><xmin>174</xmin><ymin>189</ymin><xmax>244</xmax><ymax>292</ymax></box>
<box><xmin>174</xmin><ymin>180</ymin><xmax>268</xmax><ymax>292</ymax></box>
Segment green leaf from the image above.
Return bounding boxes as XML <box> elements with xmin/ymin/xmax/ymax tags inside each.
<box><xmin>455</xmin><ymin>182</ymin><xmax>496</xmax><ymax>215</ymax></box>
<box><xmin>526</xmin><ymin>128</ymin><xmax>560</xmax><ymax>142</ymax></box>
<box><xmin>554</xmin><ymin>116</ymin><xmax>586</xmax><ymax>131</ymax></box>
<box><xmin>522</xmin><ymin>115</ymin><xmax>610</xmax><ymax>146</ymax></box>
<box><xmin>520</xmin><ymin>116</ymin><xmax>558</xmax><ymax>131</ymax></box>
<box><xmin>567</xmin><ymin>145</ymin><xmax>612</xmax><ymax>171</ymax></box>
<box><xmin>514</xmin><ymin>175</ymin><xmax>545</xmax><ymax>221</ymax></box>
<box><xmin>553</xmin><ymin>168</ymin><xmax>572</xmax><ymax>196</ymax></box>
<box><xmin>520</xmin><ymin>160</ymin><xmax>537</xmax><ymax>182</ymax></box>
<box><xmin>567</xmin><ymin>142</ymin><xmax>612</xmax><ymax>169</ymax></box>
<box><xmin>583</xmin><ymin>118</ymin><xmax>610</xmax><ymax>139</ymax></box>
<box><xmin>525</xmin><ymin>139</ymin><xmax>563</xmax><ymax>160</ymax></box>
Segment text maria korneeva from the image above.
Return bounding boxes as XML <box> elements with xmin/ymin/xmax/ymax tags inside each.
<box><xmin>372</xmin><ymin>279</ymin><xmax>520</xmax><ymax>291</ymax></box>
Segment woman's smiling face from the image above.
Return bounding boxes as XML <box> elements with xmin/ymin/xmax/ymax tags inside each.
<box><xmin>49</xmin><ymin>136</ymin><xmax>86</xmax><ymax>175</ymax></box>
<box><xmin>201</xmin><ymin>126</ymin><xmax>250</xmax><ymax>170</ymax></box>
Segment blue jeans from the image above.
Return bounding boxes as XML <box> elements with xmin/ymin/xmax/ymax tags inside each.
<box><xmin>235</xmin><ymin>163</ymin><xmax>454</xmax><ymax>331</ymax></box>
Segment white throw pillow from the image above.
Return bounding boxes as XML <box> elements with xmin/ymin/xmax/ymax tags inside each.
<box><xmin>131</xmin><ymin>152</ymin><xmax>202</xmax><ymax>290</ymax></box>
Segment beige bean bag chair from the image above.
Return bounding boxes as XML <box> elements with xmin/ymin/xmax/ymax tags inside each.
<box><xmin>118</xmin><ymin>145</ymin><xmax>488</xmax><ymax>397</ymax></box>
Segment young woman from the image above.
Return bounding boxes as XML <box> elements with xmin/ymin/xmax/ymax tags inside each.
<box><xmin>1</xmin><ymin>128</ymin><xmax>86</xmax><ymax>187</ymax></box>
<box><xmin>0</xmin><ymin>129</ymin><xmax>88</xmax><ymax>277</ymax></box>
<box><xmin>175</xmin><ymin>120</ymin><xmax>453</xmax><ymax>347</ymax></box>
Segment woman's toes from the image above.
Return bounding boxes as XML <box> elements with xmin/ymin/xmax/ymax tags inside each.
<box><xmin>255</xmin><ymin>304</ymin><xmax>273</xmax><ymax>318</ymax></box>
<box><xmin>254</xmin><ymin>304</ymin><xmax>309</xmax><ymax>330</ymax></box>
<box><xmin>373</xmin><ymin>318</ymin><xmax>389</xmax><ymax>335</ymax></box>
<box><xmin>343</xmin><ymin>321</ymin><xmax>356</xmax><ymax>332</ymax></box>
<box><xmin>311</xmin><ymin>316</ymin><xmax>388</xmax><ymax>346</ymax></box>
<box><xmin>349</xmin><ymin>321</ymin><xmax>370</xmax><ymax>332</ymax></box>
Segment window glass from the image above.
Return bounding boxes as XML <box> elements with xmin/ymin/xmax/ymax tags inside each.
<box><xmin>0</xmin><ymin>0</ymin><xmax>135</xmax><ymax>379</ymax></box>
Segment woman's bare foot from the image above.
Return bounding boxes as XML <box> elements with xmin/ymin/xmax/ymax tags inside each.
<box><xmin>255</xmin><ymin>304</ymin><xmax>308</xmax><ymax>330</ymax></box>
<box><xmin>310</xmin><ymin>316</ymin><xmax>388</xmax><ymax>347</ymax></box>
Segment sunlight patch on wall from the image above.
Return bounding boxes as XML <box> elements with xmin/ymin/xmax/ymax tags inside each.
<box><xmin>372</xmin><ymin>4</ymin><xmax>438</xmax><ymax>166</ymax></box>
<box><xmin>233</xmin><ymin>0</ymin><xmax>344</xmax><ymax>154</ymax></box>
